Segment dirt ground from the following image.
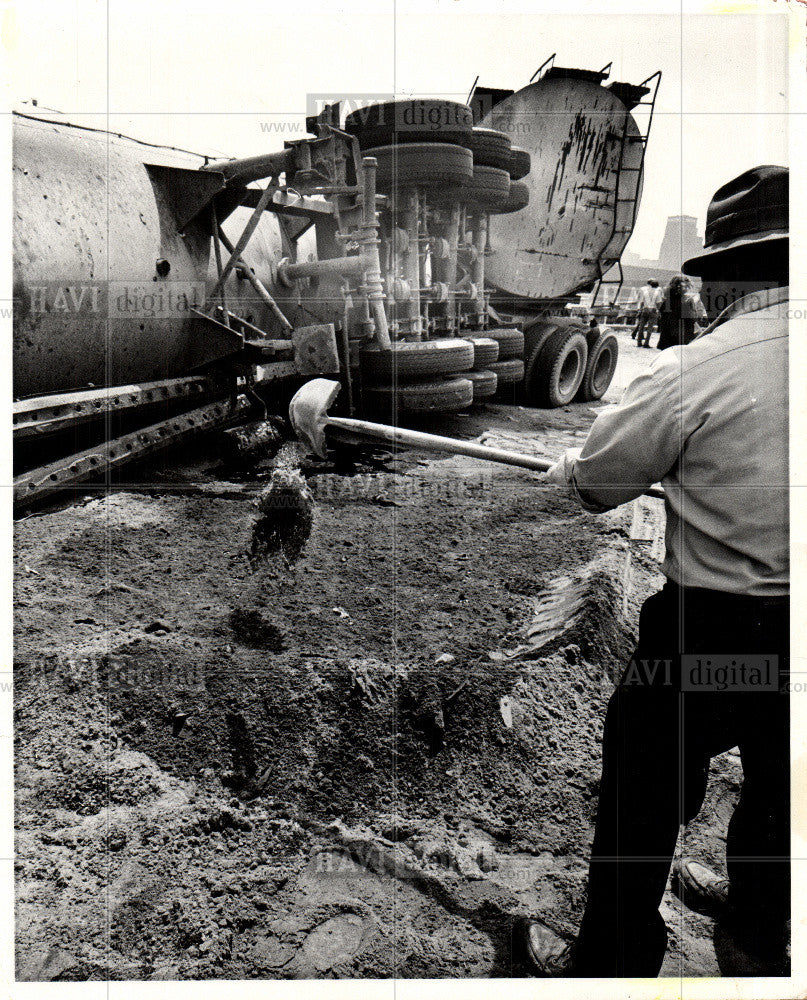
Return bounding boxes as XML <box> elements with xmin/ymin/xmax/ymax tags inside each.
<box><xmin>14</xmin><ymin>328</ymin><xmax>745</xmax><ymax>980</ymax></box>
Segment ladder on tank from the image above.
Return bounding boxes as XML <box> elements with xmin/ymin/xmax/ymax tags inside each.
<box><xmin>592</xmin><ymin>70</ymin><xmax>662</xmax><ymax>309</ymax></box>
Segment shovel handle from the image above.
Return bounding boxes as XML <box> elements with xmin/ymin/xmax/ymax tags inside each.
<box><xmin>327</xmin><ymin>415</ymin><xmax>552</xmax><ymax>471</ymax></box>
<box><xmin>326</xmin><ymin>416</ymin><xmax>664</xmax><ymax>500</ymax></box>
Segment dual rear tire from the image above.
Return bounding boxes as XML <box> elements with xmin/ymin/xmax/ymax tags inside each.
<box><xmin>524</xmin><ymin>326</ymin><xmax>618</xmax><ymax>406</ymax></box>
<box><xmin>577</xmin><ymin>332</ymin><xmax>618</xmax><ymax>402</ymax></box>
<box><xmin>526</xmin><ymin>329</ymin><xmax>588</xmax><ymax>408</ymax></box>
<box><xmin>358</xmin><ymin>323</ymin><xmax>617</xmax><ymax>416</ymax></box>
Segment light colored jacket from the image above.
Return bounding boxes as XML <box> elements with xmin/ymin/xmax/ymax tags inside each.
<box><xmin>552</xmin><ymin>286</ymin><xmax>788</xmax><ymax>595</ymax></box>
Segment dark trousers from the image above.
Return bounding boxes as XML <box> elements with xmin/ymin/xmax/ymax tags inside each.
<box><xmin>632</xmin><ymin>308</ymin><xmax>656</xmax><ymax>346</ymax></box>
<box><xmin>574</xmin><ymin>581</ymin><xmax>790</xmax><ymax>977</ymax></box>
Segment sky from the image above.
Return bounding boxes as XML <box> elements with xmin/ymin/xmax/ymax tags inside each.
<box><xmin>4</xmin><ymin>2</ymin><xmax>790</xmax><ymax>259</ymax></box>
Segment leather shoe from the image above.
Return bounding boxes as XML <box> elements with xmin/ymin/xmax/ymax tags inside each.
<box><xmin>672</xmin><ymin>857</ymin><xmax>731</xmax><ymax>918</ymax></box>
<box><xmin>673</xmin><ymin>858</ymin><xmax>790</xmax><ymax>973</ymax></box>
<box><xmin>514</xmin><ymin>917</ymin><xmax>573</xmax><ymax>976</ymax></box>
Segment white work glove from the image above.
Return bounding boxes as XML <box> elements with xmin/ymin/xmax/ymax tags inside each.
<box><xmin>543</xmin><ymin>448</ymin><xmax>582</xmax><ymax>486</ymax></box>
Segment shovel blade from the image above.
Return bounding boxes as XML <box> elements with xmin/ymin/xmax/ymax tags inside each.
<box><xmin>289</xmin><ymin>378</ymin><xmax>342</xmax><ymax>458</ymax></box>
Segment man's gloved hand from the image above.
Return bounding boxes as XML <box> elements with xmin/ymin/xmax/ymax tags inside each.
<box><xmin>542</xmin><ymin>448</ymin><xmax>582</xmax><ymax>486</ymax></box>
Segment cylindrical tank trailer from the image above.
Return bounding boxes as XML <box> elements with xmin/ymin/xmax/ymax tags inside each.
<box><xmin>12</xmin><ymin>62</ymin><xmax>659</xmax><ymax>506</ymax></box>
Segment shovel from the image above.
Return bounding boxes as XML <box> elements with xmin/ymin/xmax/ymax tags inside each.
<box><xmin>289</xmin><ymin>379</ymin><xmax>664</xmax><ymax>501</ymax></box>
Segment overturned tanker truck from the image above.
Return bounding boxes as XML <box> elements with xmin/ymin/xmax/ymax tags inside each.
<box><xmin>13</xmin><ymin>59</ymin><xmax>659</xmax><ymax>509</ymax></box>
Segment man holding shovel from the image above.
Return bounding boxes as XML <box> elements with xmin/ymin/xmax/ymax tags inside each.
<box><xmin>517</xmin><ymin>166</ymin><xmax>790</xmax><ymax>977</ymax></box>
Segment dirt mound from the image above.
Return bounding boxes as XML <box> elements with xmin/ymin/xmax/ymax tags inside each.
<box><xmin>14</xmin><ymin>403</ymin><xmax>738</xmax><ymax>978</ymax></box>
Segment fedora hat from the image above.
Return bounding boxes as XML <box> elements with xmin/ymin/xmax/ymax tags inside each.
<box><xmin>683</xmin><ymin>165</ymin><xmax>788</xmax><ymax>277</ymax></box>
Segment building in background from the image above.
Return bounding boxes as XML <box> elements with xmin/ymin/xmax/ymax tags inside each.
<box><xmin>657</xmin><ymin>215</ymin><xmax>703</xmax><ymax>271</ymax></box>
<box><xmin>584</xmin><ymin>214</ymin><xmax>703</xmax><ymax>320</ymax></box>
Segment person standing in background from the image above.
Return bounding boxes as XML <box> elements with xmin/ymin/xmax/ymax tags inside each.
<box><xmin>656</xmin><ymin>275</ymin><xmax>709</xmax><ymax>350</ymax></box>
<box><xmin>631</xmin><ymin>278</ymin><xmax>662</xmax><ymax>345</ymax></box>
